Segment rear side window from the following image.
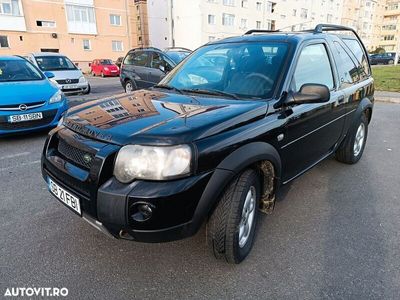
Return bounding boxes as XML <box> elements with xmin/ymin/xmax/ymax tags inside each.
<box><xmin>333</xmin><ymin>42</ymin><xmax>360</xmax><ymax>88</ymax></box>
<box><xmin>292</xmin><ymin>43</ymin><xmax>334</xmax><ymax>92</ymax></box>
<box><xmin>342</xmin><ymin>38</ymin><xmax>370</xmax><ymax>79</ymax></box>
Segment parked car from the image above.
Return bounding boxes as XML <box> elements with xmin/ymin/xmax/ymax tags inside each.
<box><xmin>25</xmin><ymin>52</ymin><xmax>90</xmax><ymax>95</ymax></box>
<box><xmin>369</xmin><ymin>52</ymin><xmax>399</xmax><ymax>65</ymax></box>
<box><xmin>115</xmin><ymin>57</ymin><xmax>124</xmax><ymax>69</ymax></box>
<box><xmin>0</xmin><ymin>56</ymin><xmax>67</xmax><ymax>136</ymax></box>
<box><xmin>91</xmin><ymin>59</ymin><xmax>120</xmax><ymax>77</ymax></box>
<box><xmin>41</xmin><ymin>24</ymin><xmax>374</xmax><ymax>264</ymax></box>
<box><xmin>120</xmin><ymin>47</ymin><xmax>191</xmax><ymax>92</ymax></box>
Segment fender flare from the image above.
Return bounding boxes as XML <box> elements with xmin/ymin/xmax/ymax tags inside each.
<box><xmin>350</xmin><ymin>97</ymin><xmax>373</xmax><ymax>129</ymax></box>
<box><xmin>188</xmin><ymin>142</ymin><xmax>282</xmax><ymax>233</ymax></box>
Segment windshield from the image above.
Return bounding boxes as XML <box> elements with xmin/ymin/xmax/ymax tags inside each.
<box><xmin>161</xmin><ymin>42</ymin><xmax>288</xmax><ymax>99</ymax></box>
<box><xmin>35</xmin><ymin>56</ymin><xmax>77</xmax><ymax>71</ymax></box>
<box><xmin>100</xmin><ymin>59</ymin><xmax>113</xmax><ymax>65</ymax></box>
<box><xmin>165</xmin><ymin>51</ymin><xmax>190</xmax><ymax>64</ymax></box>
<box><xmin>0</xmin><ymin>59</ymin><xmax>44</xmax><ymax>82</ymax></box>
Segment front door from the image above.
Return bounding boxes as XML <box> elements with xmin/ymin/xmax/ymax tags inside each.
<box><xmin>280</xmin><ymin>42</ymin><xmax>346</xmax><ymax>182</ymax></box>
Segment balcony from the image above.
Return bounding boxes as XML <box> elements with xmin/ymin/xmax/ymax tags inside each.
<box><xmin>0</xmin><ymin>14</ymin><xmax>26</xmax><ymax>31</ymax></box>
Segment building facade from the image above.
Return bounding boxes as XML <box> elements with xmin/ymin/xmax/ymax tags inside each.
<box><xmin>0</xmin><ymin>0</ymin><xmax>148</xmax><ymax>71</ymax></box>
<box><xmin>378</xmin><ymin>1</ymin><xmax>400</xmax><ymax>51</ymax></box>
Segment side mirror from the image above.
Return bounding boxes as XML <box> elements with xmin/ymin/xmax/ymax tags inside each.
<box><xmin>44</xmin><ymin>71</ymin><xmax>55</xmax><ymax>79</ymax></box>
<box><xmin>286</xmin><ymin>84</ymin><xmax>330</xmax><ymax>105</ymax></box>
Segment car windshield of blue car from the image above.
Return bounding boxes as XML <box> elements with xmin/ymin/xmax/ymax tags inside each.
<box><xmin>160</xmin><ymin>42</ymin><xmax>289</xmax><ymax>99</ymax></box>
<box><xmin>35</xmin><ymin>56</ymin><xmax>77</xmax><ymax>71</ymax></box>
<box><xmin>0</xmin><ymin>59</ymin><xmax>44</xmax><ymax>82</ymax></box>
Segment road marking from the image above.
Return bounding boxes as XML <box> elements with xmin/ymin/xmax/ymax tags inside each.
<box><xmin>0</xmin><ymin>160</ymin><xmax>40</xmax><ymax>172</ymax></box>
<box><xmin>0</xmin><ymin>152</ymin><xmax>31</xmax><ymax>160</ymax></box>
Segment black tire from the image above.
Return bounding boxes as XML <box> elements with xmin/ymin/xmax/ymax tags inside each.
<box><xmin>91</xmin><ymin>71</ymin><xmax>95</xmax><ymax>77</ymax></box>
<box><xmin>124</xmin><ymin>80</ymin><xmax>136</xmax><ymax>93</ymax></box>
<box><xmin>388</xmin><ymin>59</ymin><xmax>394</xmax><ymax>65</ymax></box>
<box><xmin>101</xmin><ymin>72</ymin><xmax>105</xmax><ymax>78</ymax></box>
<box><xmin>82</xmin><ymin>84</ymin><xmax>91</xmax><ymax>95</ymax></box>
<box><xmin>207</xmin><ymin>169</ymin><xmax>261</xmax><ymax>264</ymax></box>
<box><xmin>335</xmin><ymin>113</ymin><xmax>368</xmax><ymax>164</ymax></box>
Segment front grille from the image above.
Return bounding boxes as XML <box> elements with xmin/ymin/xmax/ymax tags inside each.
<box><xmin>56</xmin><ymin>79</ymin><xmax>79</xmax><ymax>84</ymax></box>
<box><xmin>0</xmin><ymin>109</ymin><xmax>57</xmax><ymax>130</ymax></box>
<box><xmin>0</xmin><ymin>101</ymin><xmax>46</xmax><ymax>111</ymax></box>
<box><xmin>58</xmin><ymin>138</ymin><xmax>95</xmax><ymax>169</ymax></box>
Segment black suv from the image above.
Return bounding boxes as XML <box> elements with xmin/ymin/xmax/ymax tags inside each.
<box><xmin>119</xmin><ymin>47</ymin><xmax>191</xmax><ymax>92</ymax></box>
<box><xmin>41</xmin><ymin>25</ymin><xmax>374</xmax><ymax>264</ymax></box>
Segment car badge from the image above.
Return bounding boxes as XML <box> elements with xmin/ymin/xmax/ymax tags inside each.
<box><xmin>83</xmin><ymin>154</ymin><xmax>92</xmax><ymax>164</ymax></box>
<box><xmin>65</xmin><ymin>79</ymin><xmax>71</xmax><ymax>84</ymax></box>
<box><xmin>19</xmin><ymin>104</ymin><xmax>28</xmax><ymax>111</ymax></box>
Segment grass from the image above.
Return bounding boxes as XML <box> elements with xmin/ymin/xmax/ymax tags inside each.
<box><xmin>372</xmin><ymin>65</ymin><xmax>400</xmax><ymax>92</ymax></box>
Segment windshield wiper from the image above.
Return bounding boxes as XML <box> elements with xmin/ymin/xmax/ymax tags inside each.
<box><xmin>153</xmin><ymin>84</ymin><xmax>183</xmax><ymax>94</ymax></box>
<box><xmin>181</xmin><ymin>88</ymin><xmax>239</xmax><ymax>100</ymax></box>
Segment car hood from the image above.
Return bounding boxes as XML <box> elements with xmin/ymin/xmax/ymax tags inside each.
<box><xmin>63</xmin><ymin>90</ymin><xmax>268</xmax><ymax>145</ymax></box>
<box><xmin>0</xmin><ymin>79</ymin><xmax>58</xmax><ymax>105</ymax></box>
<box><xmin>50</xmin><ymin>70</ymin><xmax>83</xmax><ymax>80</ymax></box>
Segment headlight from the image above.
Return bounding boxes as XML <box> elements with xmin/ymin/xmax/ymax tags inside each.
<box><xmin>49</xmin><ymin>90</ymin><xmax>63</xmax><ymax>103</ymax></box>
<box><xmin>114</xmin><ymin>145</ymin><xmax>192</xmax><ymax>182</ymax></box>
<box><xmin>79</xmin><ymin>76</ymin><xmax>87</xmax><ymax>83</ymax></box>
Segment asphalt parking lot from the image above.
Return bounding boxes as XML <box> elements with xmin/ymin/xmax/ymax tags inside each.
<box><xmin>1</xmin><ymin>78</ymin><xmax>400</xmax><ymax>299</ymax></box>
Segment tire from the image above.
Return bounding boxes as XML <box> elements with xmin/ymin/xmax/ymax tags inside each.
<box><xmin>335</xmin><ymin>113</ymin><xmax>368</xmax><ymax>164</ymax></box>
<box><xmin>101</xmin><ymin>72</ymin><xmax>105</xmax><ymax>78</ymax></box>
<box><xmin>82</xmin><ymin>84</ymin><xmax>91</xmax><ymax>95</ymax></box>
<box><xmin>124</xmin><ymin>80</ymin><xmax>136</xmax><ymax>93</ymax></box>
<box><xmin>91</xmin><ymin>71</ymin><xmax>96</xmax><ymax>77</ymax></box>
<box><xmin>388</xmin><ymin>59</ymin><xmax>394</xmax><ymax>65</ymax></box>
<box><xmin>207</xmin><ymin>169</ymin><xmax>261</xmax><ymax>264</ymax></box>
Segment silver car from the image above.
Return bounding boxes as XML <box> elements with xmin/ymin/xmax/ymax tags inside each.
<box><xmin>26</xmin><ymin>52</ymin><xmax>90</xmax><ymax>95</ymax></box>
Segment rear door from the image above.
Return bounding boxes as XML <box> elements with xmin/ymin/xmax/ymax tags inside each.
<box><xmin>280</xmin><ymin>41</ymin><xmax>346</xmax><ymax>182</ymax></box>
<box><xmin>122</xmin><ymin>50</ymin><xmax>151</xmax><ymax>89</ymax></box>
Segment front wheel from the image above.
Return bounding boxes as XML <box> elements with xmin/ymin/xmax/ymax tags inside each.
<box><xmin>388</xmin><ymin>59</ymin><xmax>394</xmax><ymax>65</ymax></box>
<box><xmin>82</xmin><ymin>84</ymin><xmax>91</xmax><ymax>95</ymax></box>
<box><xmin>335</xmin><ymin>113</ymin><xmax>368</xmax><ymax>164</ymax></box>
<box><xmin>124</xmin><ymin>80</ymin><xmax>136</xmax><ymax>93</ymax></box>
<box><xmin>207</xmin><ymin>169</ymin><xmax>260</xmax><ymax>264</ymax></box>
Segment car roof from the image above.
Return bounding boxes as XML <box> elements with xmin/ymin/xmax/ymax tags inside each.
<box><xmin>30</xmin><ymin>52</ymin><xmax>67</xmax><ymax>57</ymax></box>
<box><xmin>0</xmin><ymin>55</ymin><xmax>25</xmax><ymax>61</ymax></box>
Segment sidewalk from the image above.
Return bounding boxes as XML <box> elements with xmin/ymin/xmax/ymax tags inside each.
<box><xmin>375</xmin><ymin>91</ymin><xmax>400</xmax><ymax>104</ymax></box>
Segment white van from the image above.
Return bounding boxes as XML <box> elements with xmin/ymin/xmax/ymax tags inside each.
<box><xmin>26</xmin><ymin>52</ymin><xmax>90</xmax><ymax>95</ymax></box>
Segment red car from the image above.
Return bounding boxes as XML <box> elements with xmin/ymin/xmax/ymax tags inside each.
<box><xmin>90</xmin><ymin>59</ymin><xmax>120</xmax><ymax>77</ymax></box>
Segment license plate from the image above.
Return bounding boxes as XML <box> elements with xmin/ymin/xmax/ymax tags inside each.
<box><xmin>63</xmin><ymin>85</ymin><xmax>78</xmax><ymax>89</ymax></box>
<box><xmin>48</xmin><ymin>178</ymin><xmax>81</xmax><ymax>215</ymax></box>
<box><xmin>8</xmin><ymin>112</ymin><xmax>43</xmax><ymax>123</ymax></box>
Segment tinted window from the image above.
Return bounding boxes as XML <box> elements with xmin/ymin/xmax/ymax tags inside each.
<box><xmin>165</xmin><ymin>51</ymin><xmax>190</xmax><ymax>64</ymax></box>
<box><xmin>333</xmin><ymin>42</ymin><xmax>359</xmax><ymax>87</ymax></box>
<box><xmin>292</xmin><ymin>44</ymin><xmax>334</xmax><ymax>92</ymax></box>
<box><xmin>150</xmin><ymin>53</ymin><xmax>173</xmax><ymax>72</ymax></box>
<box><xmin>123</xmin><ymin>51</ymin><xmax>149</xmax><ymax>67</ymax></box>
<box><xmin>100</xmin><ymin>59</ymin><xmax>113</xmax><ymax>65</ymax></box>
<box><xmin>0</xmin><ymin>59</ymin><xmax>44</xmax><ymax>82</ymax></box>
<box><xmin>35</xmin><ymin>56</ymin><xmax>77</xmax><ymax>71</ymax></box>
<box><xmin>342</xmin><ymin>38</ymin><xmax>370</xmax><ymax>78</ymax></box>
<box><xmin>161</xmin><ymin>42</ymin><xmax>289</xmax><ymax>99</ymax></box>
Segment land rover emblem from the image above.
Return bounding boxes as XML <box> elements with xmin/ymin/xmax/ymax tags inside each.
<box><xmin>83</xmin><ymin>154</ymin><xmax>92</xmax><ymax>164</ymax></box>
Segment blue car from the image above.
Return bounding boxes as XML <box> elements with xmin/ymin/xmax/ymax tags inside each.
<box><xmin>0</xmin><ymin>56</ymin><xmax>67</xmax><ymax>136</ymax></box>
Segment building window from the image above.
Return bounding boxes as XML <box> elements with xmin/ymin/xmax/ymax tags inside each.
<box><xmin>222</xmin><ymin>13</ymin><xmax>234</xmax><ymax>26</ymax></box>
<box><xmin>241</xmin><ymin>0</ymin><xmax>248</xmax><ymax>8</ymax></box>
<box><xmin>0</xmin><ymin>35</ymin><xmax>9</xmax><ymax>48</ymax></box>
<box><xmin>83</xmin><ymin>39</ymin><xmax>91</xmax><ymax>51</ymax></box>
<box><xmin>256</xmin><ymin>21</ymin><xmax>261</xmax><ymax>29</ymax></box>
<box><xmin>223</xmin><ymin>0</ymin><xmax>234</xmax><ymax>6</ymax></box>
<box><xmin>266</xmin><ymin>19</ymin><xmax>273</xmax><ymax>30</ymax></box>
<box><xmin>240</xmin><ymin>18</ymin><xmax>247</xmax><ymax>28</ymax></box>
<box><xmin>207</xmin><ymin>0</ymin><xmax>217</xmax><ymax>3</ymax></box>
<box><xmin>256</xmin><ymin>2</ymin><xmax>262</xmax><ymax>10</ymax></box>
<box><xmin>208</xmin><ymin>14</ymin><xmax>215</xmax><ymax>25</ymax></box>
<box><xmin>36</xmin><ymin>20</ymin><xmax>56</xmax><ymax>28</ymax></box>
<box><xmin>300</xmin><ymin>8</ymin><xmax>308</xmax><ymax>19</ymax></box>
<box><xmin>0</xmin><ymin>0</ymin><xmax>21</xmax><ymax>16</ymax></box>
<box><xmin>382</xmin><ymin>35</ymin><xmax>395</xmax><ymax>41</ymax></box>
<box><xmin>327</xmin><ymin>14</ymin><xmax>332</xmax><ymax>23</ymax></box>
<box><xmin>112</xmin><ymin>40</ymin><xmax>123</xmax><ymax>52</ymax></box>
<box><xmin>110</xmin><ymin>14</ymin><xmax>121</xmax><ymax>26</ymax></box>
<box><xmin>66</xmin><ymin>4</ymin><xmax>97</xmax><ymax>34</ymax></box>
<box><xmin>292</xmin><ymin>9</ymin><xmax>296</xmax><ymax>16</ymax></box>
<box><xmin>266</xmin><ymin>1</ymin><xmax>273</xmax><ymax>13</ymax></box>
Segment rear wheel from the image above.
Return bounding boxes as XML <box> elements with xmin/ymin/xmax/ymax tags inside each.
<box><xmin>388</xmin><ymin>59</ymin><xmax>394</xmax><ymax>65</ymax></box>
<box><xmin>101</xmin><ymin>71</ymin><xmax>105</xmax><ymax>78</ymax></box>
<box><xmin>335</xmin><ymin>113</ymin><xmax>368</xmax><ymax>164</ymax></box>
<box><xmin>207</xmin><ymin>169</ymin><xmax>260</xmax><ymax>264</ymax></box>
<box><xmin>91</xmin><ymin>71</ymin><xmax>96</xmax><ymax>77</ymax></box>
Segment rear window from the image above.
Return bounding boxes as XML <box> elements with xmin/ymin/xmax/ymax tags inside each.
<box><xmin>342</xmin><ymin>38</ymin><xmax>370</xmax><ymax>79</ymax></box>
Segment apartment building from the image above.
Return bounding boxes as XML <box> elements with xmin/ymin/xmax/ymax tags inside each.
<box><xmin>378</xmin><ymin>1</ymin><xmax>400</xmax><ymax>51</ymax></box>
<box><xmin>0</xmin><ymin>0</ymin><xmax>149</xmax><ymax>71</ymax></box>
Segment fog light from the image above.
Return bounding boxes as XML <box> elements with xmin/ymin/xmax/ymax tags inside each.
<box><xmin>131</xmin><ymin>203</ymin><xmax>154</xmax><ymax>222</ymax></box>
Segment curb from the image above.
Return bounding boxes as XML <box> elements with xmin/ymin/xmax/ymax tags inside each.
<box><xmin>375</xmin><ymin>97</ymin><xmax>400</xmax><ymax>104</ymax></box>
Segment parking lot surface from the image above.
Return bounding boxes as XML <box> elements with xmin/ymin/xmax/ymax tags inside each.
<box><xmin>1</xmin><ymin>78</ymin><xmax>399</xmax><ymax>299</ymax></box>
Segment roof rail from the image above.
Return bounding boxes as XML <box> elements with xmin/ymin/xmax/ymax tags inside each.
<box><xmin>244</xmin><ymin>29</ymin><xmax>280</xmax><ymax>35</ymax></box>
<box><xmin>131</xmin><ymin>46</ymin><xmax>162</xmax><ymax>52</ymax></box>
<box><xmin>312</xmin><ymin>23</ymin><xmax>370</xmax><ymax>64</ymax></box>
<box><xmin>164</xmin><ymin>47</ymin><xmax>192</xmax><ymax>52</ymax></box>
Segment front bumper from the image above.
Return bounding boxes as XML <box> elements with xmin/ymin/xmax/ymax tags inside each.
<box><xmin>0</xmin><ymin>100</ymin><xmax>67</xmax><ymax>136</ymax></box>
<box><xmin>57</xmin><ymin>82</ymin><xmax>89</xmax><ymax>94</ymax></box>
<box><xmin>41</xmin><ymin>127</ymin><xmax>214</xmax><ymax>242</ymax></box>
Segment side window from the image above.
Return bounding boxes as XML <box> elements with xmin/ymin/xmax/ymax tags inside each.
<box><xmin>132</xmin><ymin>51</ymin><xmax>149</xmax><ymax>67</ymax></box>
<box><xmin>123</xmin><ymin>52</ymin><xmax>134</xmax><ymax>65</ymax></box>
<box><xmin>333</xmin><ymin>41</ymin><xmax>360</xmax><ymax>88</ymax></box>
<box><xmin>342</xmin><ymin>38</ymin><xmax>370</xmax><ymax>79</ymax></box>
<box><xmin>150</xmin><ymin>52</ymin><xmax>163</xmax><ymax>69</ymax></box>
<box><xmin>292</xmin><ymin>43</ymin><xmax>334</xmax><ymax>92</ymax></box>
